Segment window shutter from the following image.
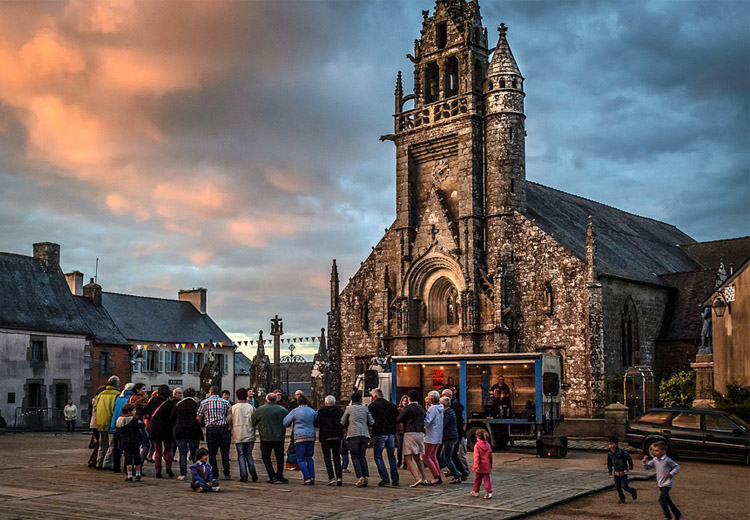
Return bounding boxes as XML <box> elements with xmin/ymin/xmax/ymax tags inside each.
<box><xmin>133</xmin><ymin>356</ymin><xmax>140</xmax><ymax>373</ymax></box>
<box><xmin>223</xmin><ymin>353</ymin><xmax>229</xmax><ymax>375</ymax></box>
<box><xmin>181</xmin><ymin>351</ymin><xmax>187</xmax><ymax>373</ymax></box>
<box><xmin>158</xmin><ymin>350</ymin><xmax>164</xmax><ymax>373</ymax></box>
<box><xmin>188</xmin><ymin>352</ymin><xmax>194</xmax><ymax>373</ymax></box>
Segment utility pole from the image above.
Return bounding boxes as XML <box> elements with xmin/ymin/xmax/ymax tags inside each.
<box><xmin>270</xmin><ymin>315</ymin><xmax>284</xmax><ymax>389</ymax></box>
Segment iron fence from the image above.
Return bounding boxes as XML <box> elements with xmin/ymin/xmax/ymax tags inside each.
<box><xmin>13</xmin><ymin>407</ymin><xmax>65</xmax><ymax>430</ymax></box>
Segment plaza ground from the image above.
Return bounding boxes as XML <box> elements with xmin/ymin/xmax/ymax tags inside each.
<box><xmin>0</xmin><ymin>433</ymin><xmax>747</xmax><ymax>519</ymax></box>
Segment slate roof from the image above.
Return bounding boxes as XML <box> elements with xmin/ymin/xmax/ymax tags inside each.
<box><xmin>72</xmin><ymin>295</ymin><xmax>129</xmax><ymax>346</ymax></box>
<box><xmin>235</xmin><ymin>351</ymin><xmax>252</xmax><ymax>375</ymax></box>
<box><xmin>101</xmin><ymin>292</ymin><xmax>231</xmax><ymax>344</ymax></box>
<box><xmin>679</xmin><ymin>237</ymin><xmax>750</xmax><ymax>271</ymax></box>
<box><xmin>524</xmin><ymin>182</ymin><xmax>701</xmax><ymax>285</ymax></box>
<box><xmin>0</xmin><ymin>253</ymin><xmax>90</xmax><ymax>336</ymax></box>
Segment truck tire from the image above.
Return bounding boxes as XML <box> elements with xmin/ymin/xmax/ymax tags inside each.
<box><xmin>466</xmin><ymin>426</ymin><xmax>481</xmax><ymax>451</ymax></box>
<box><xmin>495</xmin><ymin>435</ymin><xmax>510</xmax><ymax>450</ymax></box>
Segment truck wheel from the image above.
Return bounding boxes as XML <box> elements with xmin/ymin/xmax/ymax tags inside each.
<box><xmin>466</xmin><ymin>426</ymin><xmax>481</xmax><ymax>451</ymax></box>
<box><xmin>495</xmin><ymin>435</ymin><xmax>510</xmax><ymax>450</ymax></box>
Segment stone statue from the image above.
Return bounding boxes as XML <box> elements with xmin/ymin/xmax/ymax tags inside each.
<box><xmin>699</xmin><ymin>305</ymin><xmax>712</xmax><ymax>353</ymax></box>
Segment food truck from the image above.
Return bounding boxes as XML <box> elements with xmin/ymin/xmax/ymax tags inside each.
<box><xmin>389</xmin><ymin>353</ymin><xmax>563</xmax><ymax>450</ymax></box>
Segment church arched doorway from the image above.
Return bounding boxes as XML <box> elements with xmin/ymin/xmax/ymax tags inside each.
<box><xmin>428</xmin><ymin>276</ymin><xmax>460</xmax><ymax>333</ymax></box>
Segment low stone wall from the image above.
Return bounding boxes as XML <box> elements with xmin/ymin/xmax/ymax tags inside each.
<box><xmin>556</xmin><ymin>403</ymin><xmax>629</xmax><ymax>439</ymax></box>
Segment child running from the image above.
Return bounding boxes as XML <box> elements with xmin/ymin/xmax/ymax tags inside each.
<box><xmin>607</xmin><ymin>436</ymin><xmax>637</xmax><ymax>503</ymax></box>
<box><xmin>642</xmin><ymin>441</ymin><xmax>681</xmax><ymax>519</ymax></box>
<box><xmin>470</xmin><ymin>429</ymin><xmax>492</xmax><ymax>499</ymax></box>
<box><xmin>115</xmin><ymin>404</ymin><xmax>146</xmax><ymax>482</ymax></box>
<box><xmin>190</xmin><ymin>448</ymin><xmax>220</xmax><ymax>492</ymax></box>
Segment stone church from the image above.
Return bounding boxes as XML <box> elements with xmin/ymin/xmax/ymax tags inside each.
<box><xmin>322</xmin><ymin>0</ymin><xmax>749</xmax><ymax>417</ymax></box>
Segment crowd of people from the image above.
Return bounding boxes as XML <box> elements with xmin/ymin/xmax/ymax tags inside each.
<box><xmin>86</xmin><ymin>376</ymin><xmax>493</xmax><ymax>497</ymax></box>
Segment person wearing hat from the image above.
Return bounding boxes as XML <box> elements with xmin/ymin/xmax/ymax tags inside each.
<box><xmin>108</xmin><ymin>382</ymin><xmax>135</xmax><ymax>473</ymax></box>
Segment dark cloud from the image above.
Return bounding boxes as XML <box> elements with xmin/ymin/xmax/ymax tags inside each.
<box><xmin>0</xmin><ymin>0</ymin><xmax>747</xmax><ymax>358</ymax></box>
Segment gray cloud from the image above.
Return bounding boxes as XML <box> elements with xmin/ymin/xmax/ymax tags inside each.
<box><xmin>0</xmin><ymin>0</ymin><xmax>747</xmax><ymax>358</ymax></box>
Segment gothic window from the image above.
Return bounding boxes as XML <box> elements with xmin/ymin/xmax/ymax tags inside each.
<box><xmin>621</xmin><ymin>296</ymin><xmax>640</xmax><ymax>368</ymax></box>
<box><xmin>446</xmin><ymin>287</ymin><xmax>459</xmax><ymax>325</ymax></box>
<box><xmin>428</xmin><ymin>276</ymin><xmax>460</xmax><ymax>331</ymax></box>
<box><xmin>543</xmin><ymin>282</ymin><xmax>554</xmax><ymax>315</ymax></box>
<box><xmin>436</xmin><ymin>22</ymin><xmax>447</xmax><ymax>49</ymax></box>
<box><xmin>424</xmin><ymin>62</ymin><xmax>439</xmax><ymax>103</ymax></box>
<box><xmin>444</xmin><ymin>56</ymin><xmax>459</xmax><ymax>98</ymax></box>
<box><xmin>473</xmin><ymin>60</ymin><xmax>483</xmax><ymax>92</ymax></box>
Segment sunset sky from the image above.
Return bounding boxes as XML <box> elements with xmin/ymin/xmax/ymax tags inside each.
<box><xmin>1</xmin><ymin>0</ymin><xmax>748</xmax><ymax>358</ymax></box>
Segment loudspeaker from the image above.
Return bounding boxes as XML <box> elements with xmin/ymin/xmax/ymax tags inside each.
<box><xmin>536</xmin><ymin>435</ymin><xmax>568</xmax><ymax>458</ymax></box>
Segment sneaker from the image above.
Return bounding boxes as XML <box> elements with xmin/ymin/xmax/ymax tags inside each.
<box><xmin>273</xmin><ymin>480</ymin><xmax>283</xmax><ymax>485</ymax></box>
<box><xmin>213</xmin><ymin>486</ymin><xmax>221</xmax><ymax>492</ymax></box>
<box><xmin>450</xmin><ymin>477</ymin><xmax>462</xmax><ymax>484</ymax></box>
<box><xmin>328</xmin><ymin>479</ymin><xmax>337</xmax><ymax>486</ymax></box>
<box><xmin>337</xmin><ymin>479</ymin><xmax>343</xmax><ymax>486</ymax></box>
<box><xmin>356</xmin><ymin>478</ymin><xmax>365</xmax><ymax>488</ymax></box>
<box><xmin>135</xmin><ymin>475</ymin><xmax>141</xmax><ymax>482</ymax></box>
<box><xmin>125</xmin><ymin>476</ymin><xmax>133</xmax><ymax>482</ymax></box>
<box><xmin>484</xmin><ymin>493</ymin><xmax>492</xmax><ymax>500</ymax></box>
<box><xmin>342</xmin><ymin>468</ymin><xmax>352</xmax><ymax>473</ymax></box>
<box><xmin>166</xmin><ymin>469</ymin><xmax>174</xmax><ymax>478</ymax></box>
<box><xmin>267</xmin><ymin>478</ymin><xmax>277</xmax><ymax>484</ymax></box>
<box><xmin>632</xmin><ymin>489</ymin><xmax>638</xmax><ymax>500</ymax></box>
<box><xmin>392</xmin><ymin>481</ymin><xmax>399</xmax><ymax>487</ymax></box>
<box><xmin>378</xmin><ymin>480</ymin><xmax>389</xmax><ymax>487</ymax></box>
<box><xmin>240</xmin><ymin>476</ymin><xmax>248</xmax><ymax>483</ymax></box>
<box><xmin>177</xmin><ymin>475</ymin><xmax>185</xmax><ymax>481</ymax></box>
<box><xmin>279</xmin><ymin>477</ymin><xmax>289</xmax><ymax>484</ymax></box>
<box><xmin>470</xmin><ymin>491</ymin><xmax>479</xmax><ymax>497</ymax></box>
<box><xmin>251</xmin><ymin>470</ymin><xmax>258</xmax><ymax>482</ymax></box>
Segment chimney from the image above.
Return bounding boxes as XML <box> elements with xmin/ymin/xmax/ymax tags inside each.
<box><xmin>83</xmin><ymin>277</ymin><xmax>102</xmax><ymax>306</ymax></box>
<box><xmin>179</xmin><ymin>288</ymin><xmax>207</xmax><ymax>314</ymax></box>
<box><xmin>65</xmin><ymin>271</ymin><xmax>84</xmax><ymax>296</ymax></box>
<box><xmin>33</xmin><ymin>242</ymin><xmax>60</xmax><ymax>270</ymax></box>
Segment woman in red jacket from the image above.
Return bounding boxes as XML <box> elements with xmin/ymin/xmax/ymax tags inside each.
<box><xmin>470</xmin><ymin>429</ymin><xmax>492</xmax><ymax>499</ymax></box>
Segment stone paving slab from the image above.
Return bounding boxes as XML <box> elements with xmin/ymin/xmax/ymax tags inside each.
<box><xmin>0</xmin><ymin>434</ymin><xmax>653</xmax><ymax>520</ymax></box>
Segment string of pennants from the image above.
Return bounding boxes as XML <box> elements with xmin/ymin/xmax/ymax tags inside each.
<box><xmin>130</xmin><ymin>335</ymin><xmax>323</xmax><ymax>350</ymax></box>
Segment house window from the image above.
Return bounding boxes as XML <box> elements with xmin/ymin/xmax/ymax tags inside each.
<box><xmin>190</xmin><ymin>352</ymin><xmax>204</xmax><ymax>373</ymax></box>
<box><xmin>621</xmin><ymin>296</ymin><xmax>640</xmax><ymax>368</ymax></box>
<box><xmin>167</xmin><ymin>351</ymin><xmax>182</xmax><ymax>373</ymax></box>
<box><xmin>99</xmin><ymin>351</ymin><xmax>109</xmax><ymax>376</ymax></box>
<box><xmin>31</xmin><ymin>340</ymin><xmax>44</xmax><ymax>363</ymax></box>
<box><xmin>27</xmin><ymin>382</ymin><xmax>43</xmax><ymax>408</ymax></box>
<box><xmin>54</xmin><ymin>383</ymin><xmax>68</xmax><ymax>409</ymax></box>
<box><xmin>145</xmin><ymin>351</ymin><xmax>158</xmax><ymax>372</ymax></box>
<box><xmin>8</xmin><ymin>392</ymin><xmax>15</xmax><ymax>404</ymax></box>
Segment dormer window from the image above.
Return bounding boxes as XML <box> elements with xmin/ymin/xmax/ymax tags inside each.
<box><xmin>436</xmin><ymin>22</ymin><xmax>448</xmax><ymax>49</ymax></box>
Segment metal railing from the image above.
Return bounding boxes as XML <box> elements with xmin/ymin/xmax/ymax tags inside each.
<box><xmin>13</xmin><ymin>407</ymin><xmax>65</xmax><ymax>430</ymax></box>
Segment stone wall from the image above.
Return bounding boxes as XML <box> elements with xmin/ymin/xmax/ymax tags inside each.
<box><xmin>511</xmin><ymin>213</ymin><xmax>593</xmax><ymax>417</ymax></box>
<box><xmin>601</xmin><ymin>277</ymin><xmax>670</xmax><ymax>378</ymax></box>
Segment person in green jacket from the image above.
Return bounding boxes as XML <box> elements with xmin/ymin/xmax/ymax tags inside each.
<box><xmin>251</xmin><ymin>392</ymin><xmax>289</xmax><ymax>484</ymax></box>
<box><xmin>94</xmin><ymin>376</ymin><xmax>121</xmax><ymax>470</ymax></box>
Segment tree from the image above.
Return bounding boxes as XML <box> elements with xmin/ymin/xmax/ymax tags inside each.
<box><xmin>659</xmin><ymin>370</ymin><xmax>695</xmax><ymax>408</ymax></box>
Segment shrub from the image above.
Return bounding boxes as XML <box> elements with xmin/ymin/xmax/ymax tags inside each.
<box><xmin>658</xmin><ymin>370</ymin><xmax>695</xmax><ymax>408</ymax></box>
<box><xmin>715</xmin><ymin>381</ymin><xmax>750</xmax><ymax>422</ymax></box>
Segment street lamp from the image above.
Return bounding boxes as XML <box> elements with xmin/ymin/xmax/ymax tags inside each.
<box><xmin>712</xmin><ymin>296</ymin><xmax>729</xmax><ymax>318</ymax></box>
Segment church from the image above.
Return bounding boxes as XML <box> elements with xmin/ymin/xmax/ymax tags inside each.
<box><xmin>322</xmin><ymin>0</ymin><xmax>749</xmax><ymax>418</ymax></box>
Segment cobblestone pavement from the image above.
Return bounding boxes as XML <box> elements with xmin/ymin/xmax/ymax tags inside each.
<box><xmin>511</xmin><ymin>439</ymin><xmax>640</xmax><ymax>453</ymax></box>
<box><xmin>0</xmin><ymin>433</ymin><xmax>652</xmax><ymax>520</ymax></box>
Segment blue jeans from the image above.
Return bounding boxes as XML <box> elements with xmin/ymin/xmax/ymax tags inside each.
<box><xmin>296</xmin><ymin>441</ymin><xmax>315</xmax><ymax>481</ymax></box>
<box><xmin>440</xmin><ymin>439</ymin><xmax>460</xmax><ymax>478</ymax></box>
<box><xmin>175</xmin><ymin>439</ymin><xmax>199</xmax><ymax>477</ymax></box>
<box><xmin>372</xmin><ymin>434</ymin><xmax>399</xmax><ymax>484</ymax></box>
<box><xmin>348</xmin><ymin>436</ymin><xmax>369</xmax><ymax>479</ymax></box>
<box><xmin>235</xmin><ymin>441</ymin><xmax>256</xmax><ymax>479</ymax></box>
<box><xmin>191</xmin><ymin>479</ymin><xmax>219</xmax><ymax>492</ymax></box>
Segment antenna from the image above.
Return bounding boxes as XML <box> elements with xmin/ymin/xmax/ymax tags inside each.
<box><xmin>94</xmin><ymin>258</ymin><xmax>99</xmax><ymax>283</ymax></box>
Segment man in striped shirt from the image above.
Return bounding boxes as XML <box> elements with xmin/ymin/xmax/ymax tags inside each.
<box><xmin>197</xmin><ymin>386</ymin><xmax>232</xmax><ymax>479</ymax></box>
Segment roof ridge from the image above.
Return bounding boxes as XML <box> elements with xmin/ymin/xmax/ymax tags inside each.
<box><xmin>527</xmin><ymin>181</ymin><xmax>689</xmax><ymax>233</ymax></box>
<box><xmin>679</xmin><ymin>235</ymin><xmax>750</xmax><ymax>247</ymax></box>
<box><xmin>0</xmin><ymin>251</ymin><xmax>35</xmax><ymax>260</ymax></box>
<box><xmin>103</xmin><ymin>291</ymin><xmax>190</xmax><ymax>304</ymax></box>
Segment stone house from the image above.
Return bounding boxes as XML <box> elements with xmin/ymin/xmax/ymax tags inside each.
<box><xmin>703</xmin><ymin>258</ymin><xmax>750</xmax><ymax>395</ymax></box>
<box><xmin>0</xmin><ymin>243</ymin><xmax>90</xmax><ymax>427</ymax></box>
<box><xmin>323</xmin><ymin>0</ymin><xmax>749</xmax><ymax>417</ymax></box>
<box><xmin>100</xmin><ymin>288</ymin><xmax>235</xmax><ymax>395</ymax></box>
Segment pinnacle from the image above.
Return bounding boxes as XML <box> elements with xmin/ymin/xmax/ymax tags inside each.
<box><xmin>489</xmin><ymin>22</ymin><xmax>521</xmax><ymax>77</ymax></box>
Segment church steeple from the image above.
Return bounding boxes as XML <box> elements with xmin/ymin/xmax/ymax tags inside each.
<box><xmin>488</xmin><ymin>23</ymin><xmax>521</xmax><ymax>78</ymax></box>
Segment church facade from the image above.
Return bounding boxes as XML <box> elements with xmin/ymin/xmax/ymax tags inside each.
<box><xmin>324</xmin><ymin>0</ymin><xmax>748</xmax><ymax>418</ymax></box>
